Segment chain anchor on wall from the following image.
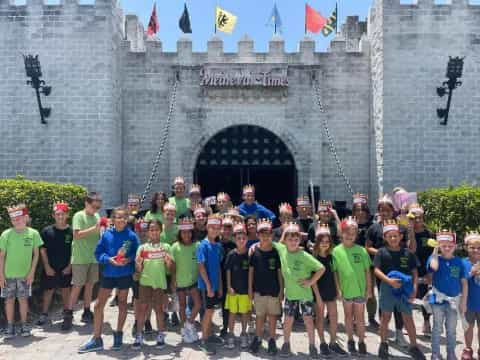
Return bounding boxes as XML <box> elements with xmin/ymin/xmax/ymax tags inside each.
<box><xmin>436</xmin><ymin>56</ymin><xmax>464</xmax><ymax>126</ymax></box>
<box><xmin>23</xmin><ymin>54</ymin><xmax>52</xmax><ymax>124</ymax></box>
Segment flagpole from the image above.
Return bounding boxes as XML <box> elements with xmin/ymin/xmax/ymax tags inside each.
<box><xmin>335</xmin><ymin>1</ymin><xmax>338</xmax><ymax>34</ymax></box>
<box><xmin>304</xmin><ymin>3</ymin><xmax>307</xmax><ymax>35</ymax></box>
<box><xmin>214</xmin><ymin>1</ymin><xmax>217</xmax><ymax>34</ymax></box>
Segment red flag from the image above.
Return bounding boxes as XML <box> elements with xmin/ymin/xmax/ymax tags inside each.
<box><xmin>305</xmin><ymin>3</ymin><xmax>326</xmax><ymax>33</ymax></box>
<box><xmin>146</xmin><ymin>2</ymin><xmax>159</xmax><ymax>35</ymax></box>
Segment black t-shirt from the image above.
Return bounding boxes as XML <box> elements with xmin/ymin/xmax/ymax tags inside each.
<box><xmin>224</xmin><ymin>250</ymin><xmax>250</xmax><ymax>294</ymax></box>
<box><xmin>40</xmin><ymin>225</ymin><xmax>73</xmax><ymax>271</ymax></box>
<box><xmin>414</xmin><ymin>229</ymin><xmax>434</xmax><ymax>277</ymax></box>
<box><xmin>249</xmin><ymin>246</ymin><xmax>281</xmax><ymax>297</ymax></box>
<box><xmin>356</xmin><ymin>218</ymin><xmax>374</xmax><ymax>247</ymax></box>
<box><xmin>220</xmin><ymin>240</ymin><xmax>236</xmax><ymax>288</ymax></box>
<box><xmin>366</xmin><ymin>222</ymin><xmax>408</xmax><ymax>251</ymax></box>
<box><xmin>296</xmin><ymin>217</ymin><xmax>313</xmax><ymax>234</ymax></box>
<box><xmin>373</xmin><ymin>246</ymin><xmax>419</xmax><ymax>276</ymax></box>
<box><xmin>193</xmin><ymin>229</ymin><xmax>207</xmax><ymax>242</ymax></box>
<box><xmin>315</xmin><ymin>254</ymin><xmax>336</xmax><ymax>301</ymax></box>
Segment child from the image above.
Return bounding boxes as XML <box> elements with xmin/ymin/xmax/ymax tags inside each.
<box><xmin>160</xmin><ymin>203</ymin><xmax>178</xmax><ymax>245</ymax></box>
<box><xmin>219</xmin><ymin>216</ymin><xmax>236</xmax><ymax>337</ymax></box>
<box><xmin>248</xmin><ymin>218</ymin><xmax>283</xmax><ymax>355</ymax></box>
<box><xmin>311</xmin><ymin>224</ymin><xmax>347</xmax><ymax>357</ymax></box>
<box><xmin>277</xmin><ymin>222</ymin><xmax>325</xmax><ymax>358</ymax></box>
<box><xmin>171</xmin><ymin>218</ymin><xmax>201</xmax><ymax>344</ymax></box>
<box><xmin>462</xmin><ymin>232</ymin><xmax>480</xmax><ymax>360</ymax></box>
<box><xmin>245</xmin><ymin>215</ymin><xmax>259</xmax><ymax>249</ymax></box>
<box><xmin>215</xmin><ymin>192</ymin><xmax>231</xmax><ymax>216</ymax></box>
<box><xmin>192</xmin><ymin>205</ymin><xmax>208</xmax><ymax>242</ymax></box>
<box><xmin>273</xmin><ymin>203</ymin><xmax>294</xmax><ymax>242</ymax></box>
<box><xmin>0</xmin><ymin>203</ymin><xmax>43</xmax><ymax>338</ymax></box>
<box><xmin>224</xmin><ymin>223</ymin><xmax>252</xmax><ymax>349</ymax></box>
<box><xmin>373</xmin><ymin>220</ymin><xmax>425</xmax><ymax>360</ymax></box>
<box><xmin>238</xmin><ymin>184</ymin><xmax>276</xmax><ymax>221</ymax></box>
<box><xmin>332</xmin><ymin>217</ymin><xmax>372</xmax><ymax>355</ymax></box>
<box><xmin>197</xmin><ymin>214</ymin><xmax>224</xmax><ymax>355</ymax></box>
<box><xmin>428</xmin><ymin>230</ymin><xmax>467</xmax><ymax>360</ymax></box>
<box><xmin>144</xmin><ymin>192</ymin><xmax>167</xmax><ymax>223</ymax></box>
<box><xmin>308</xmin><ymin>200</ymin><xmax>340</xmax><ymax>245</ymax></box>
<box><xmin>133</xmin><ymin>220</ymin><xmax>174</xmax><ymax>349</ymax></box>
<box><xmin>168</xmin><ymin>176</ymin><xmax>191</xmax><ymax>220</ymax></box>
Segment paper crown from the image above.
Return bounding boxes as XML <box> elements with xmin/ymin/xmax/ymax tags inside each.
<box><xmin>173</xmin><ymin>176</ymin><xmax>185</xmax><ymax>185</ymax></box>
<box><xmin>127</xmin><ymin>194</ymin><xmax>140</xmax><ymax>205</ymax></box>
<box><xmin>193</xmin><ymin>205</ymin><xmax>207</xmax><ymax>216</ymax></box>
<box><xmin>315</xmin><ymin>224</ymin><xmax>331</xmax><ymax>237</ymax></box>
<box><xmin>284</xmin><ymin>222</ymin><xmax>301</xmax><ymax>234</ymax></box>
<box><xmin>163</xmin><ymin>203</ymin><xmax>176</xmax><ymax>212</ymax></box>
<box><xmin>178</xmin><ymin>217</ymin><xmax>194</xmax><ymax>231</ymax></box>
<box><xmin>436</xmin><ymin>229</ymin><xmax>456</xmax><ymax>243</ymax></box>
<box><xmin>465</xmin><ymin>231</ymin><xmax>480</xmax><ymax>244</ymax></box>
<box><xmin>278</xmin><ymin>202</ymin><xmax>293</xmax><ymax>214</ymax></box>
<box><xmin>378</xmin><ymin>194</ymin><xmax>394</xmax><ymax>207</ymax></box>
<box><xmin>257</xmin><ymin>218</ymin><xmax>272</xmax><ymax>232</ymax></box>
<box><xmin>216</xmin><ymin>192</ymin><xmax>230</xmax><ymax>201</ymax></box>
<box><xmin>134</xmin><ymin>219</ymin><xmax>148</xmax><ymax>232</ymax></box>
<box><xmin>383</xmin><ymin>219</ymin><xmax>400</xmax><ymax>234</ymax></box>
<box><xmin>243</xmin><ymin>184</ymin><xmax>255</xmax><ymax>195</ymax></box>
<box><xmin>297</xmin><ymin>196</ymin><xmax>311</xmax><ymax>207</ymax></box>
<box><xmin>53</xmin><ymin>202</ymin><xmax>69</xmax><ymax>213</ymax></box>
<box><xmin>222</xmin><ymin>216</ymin><xmax>234</xmax><ymax>226</ymax></box>
<box><xmin>189</xmin><ymin>184</ymin><xmax>201</xmax><ymax>195</ymax></box>
<box><xmin>340</xmin><ymin>216</ymin><xmax>358</xmax><ymax>231</ymax></box>
<box><xmin>407</xmin><ymin>203</ymin><xmax>424</xmax><ymax>218</ymax></box>
<box><xmin>207</xmin><ymin>214</ymin><xmax>222</xmax><ymax>226</ymax></box>
<box><xmin>353</xmin><ymin>193</ymin><xmax>368</xmax><ymax>205</ymax></box>
<box><xmin>7</xmin><ymin>203</ymin><xmax>28</xmax><ymax>218</ymax></box>
<box><xmin>233</xmin><ymin>222</ymin><xmax>247</xmax><ymax>234</ymax></box>
<box><xmin>317</xmin><ymin>200</ymin><xmax>332</xmax><ymax>212</ymax></box>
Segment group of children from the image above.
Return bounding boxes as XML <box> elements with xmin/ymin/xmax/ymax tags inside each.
<box><xmin>0</xmin><ymin>177</ymin><xmax>479</xmax><ymax>360</ymax></box>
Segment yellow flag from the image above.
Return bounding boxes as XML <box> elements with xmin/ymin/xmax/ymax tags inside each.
<box><xmin>215</xmin><ymin>6</ymin><xmax>237</xmax><ymax>34</ymax></box>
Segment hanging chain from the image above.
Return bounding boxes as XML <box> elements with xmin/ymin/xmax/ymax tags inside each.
<box><xmin>312</xmin><ymin>77</ymin><xmax>354</xmax><ymax>196</ymax></box>
<box><xmin>140</xmin><ymin>73</ymin><xmax>179</xmax><ymax>207</ymax></box>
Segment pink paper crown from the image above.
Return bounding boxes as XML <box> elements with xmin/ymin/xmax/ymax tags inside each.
<box><xmin>178</xmin><ymin>217</ymin><xmax>194</xmax><ymax>231</ymax></box>
<box><xmin>173</xmin><ymin>176</ymin><xmax>185</xmax><ymax>185</ymax></box>
<box><xmin>317</xmin><ymin>200</ymin><xmax>332</xmax><ymax>212</ymax></box>
<box><xmin>163</xmin><ymin>203</ymin><xmax>176</xmax><ymax>212</ymax></box>
<box><xmin>436</xmin><ymin>229</ymin><xmax>456</xmax><ymax>244</ymax></box>
<box><xmin>284</xmin><ymin>222</ymin><xmax>301</xmax><ymax>234</ymax></box>
<box><xmin>465</xmin><ymin>231</ymin><xmax>480</xmax><ymax>244</ymax></box>
<box><xmin>353</xmin><ymin>193</ymin><xmax>368</xmax><ymax>205</ymax></box>
<box><xmin>7</xmin><ymin>203</ymin><xmax>28</xmax><ymax>218</ymax></box>
<box><xmin>189</xmin><ymin>184</ymin><xmax>201</xmax><ymax>195</ymax></box>
<box><xmin>217</xmin><ymin>192</ymin><xmax>230</xmax><ymax>201</ymax></box>
<box><xmin>340</xmin><ymin>216</ymin><xmax>358</xmax><ymax>231</ymax></box>
<box><xmin>222</xmin><ymin>216</ymin><xmax>234</xmax><ymax>226</ymax></box>
<box><xmin>233</xmin><ymin>222</ymin><xmax>247</xmax><ymax>234</ymax></box>
<box><xmin>243</xmin><ymin>184</ymin><xmax>255</xmax><ymax>195</ymax></box>
<box><xmin>383</xmin><ymin>220</ymin><xmax>399</xmax><ymax>234</ymax></box>
<box><xmin>315</xmin><ymin>224</ymin><xmax>331</xmax><ymax>237</ymax></box>
<box><xmin>53</xmin><ymin>202</ymin><xmax>69</xmax><ymax>213</ymax></box>
<box><xmin>207</xmin><ymin>214</ymin><xmax>222</xmax><ymax>226</ymax></box>
<box><xmin>278</xmin><ymin>202</ymin><xmax>293</xmax><ymax>214</ymax></box>
<box><xmin>127</xmin><ymin>194</ymin><xmax>140</xmax><ymax>205</ymax></box>
<box><xmin>193</xmin><ymin>205</ymin><xmax>207</xmax><ymax>216</ymax></box>
<box><xmin>378</xmin><ymin>194</ymin><xmax>394</xmax><ymax>206</ymax></box>
<box><xmin>296</xmin><ymin>196</ymin><xmax>311</xmax><ymax>207</ymax></box>
<box><xmin>257</xmin><ymin>218</ymin><xmax>272</xmax><ymax>232</ymax></box>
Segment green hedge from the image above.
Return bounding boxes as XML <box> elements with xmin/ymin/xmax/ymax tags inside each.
<box><xmin>419</xmin><ymin>184</ymin><xmax>480</xmax><ymax>243</ymax></box>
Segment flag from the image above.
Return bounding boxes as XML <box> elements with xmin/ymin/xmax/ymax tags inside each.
<box><xmin>215</xmin><ymin>6</ymin><xmax>237</xmax><ymax>34</ymax></box>
<box><xmin>322</xmin><ymin>5</ymin><xmax>337</xmax><ymax>36</ymax></box>
<box><xmin>305</xmin><ymin>3</ymin><xmax>326</xmax><ymax>34</ymax></box>
<box><xmin>266</xmin><ymin>3</ymin><xmax>282</xmax><ymax>34</ymax></box>
<box><xmin>179</xmin><ymin>3</ymin><xmax>192</xmax><ymax>33</ymax></box>
<box><xmin>146</xmin><ymin>2</ymin><xmax>159</xmax><ymax>36</ymax></box>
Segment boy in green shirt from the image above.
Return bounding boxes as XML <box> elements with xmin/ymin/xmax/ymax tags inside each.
<box><xmin>168</xmin><ymin>176</ymin><xmax>190</xmax><ymax>220</ymax></box>
<box><xmin>0</xmin><ymin>203</ymin><xmax>43</xmax><ymax>338</ymax></box>
<box><xmin>332</xmin><ymin>217</ymin><xmax>372</xmax><ymax>355</ymax></box>
<box><xmin>160</xmin><ymin>203</ymin><xmax>178</xmax><ymax>245</ymax></box>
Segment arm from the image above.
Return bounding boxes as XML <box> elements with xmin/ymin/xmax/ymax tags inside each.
<box><xmin>226</xmin><ymin>269</ymin><xmax>234</xmax><ymax>294</ymax></box>
<box><xmin>94</xmin><ymin>235</ymin><xmax>111</xmax><ymax>265</ymax></box>
<box><xmin>0</xmin><ymin>251</ymin><xmax>5</xmax><ymax>287</ymax></box>
<box><xmin>312</xmin><ymin>282</ymin><xmax>321</xmax><ymax>303</ymax></box>
<box><xmin>460</xmin><ymin>278</ymin><xmax>468</xmax><ymax>314</ymax></box>
<box><xmin>407</xmin><ymin>221</ymin><xmax>417</xmax><ymax>252</ymax></box>
<box><xmin>73</xmin><ymin>224</ymin><xmax>100</xmax><ymax>240</ymax></box>
<box><xmin>429</xmin><ymin>247</ymin><xmax>440</xmax><ymax>272</ymax></box>
<box><xmin>365</xmin><ymin>239</ymin><xmax>378</xmax><ymax>256</ymax></box>
<box><xmin>300</xmin><ymin>267</ymin><xmax>325</xmax><ymax>287</ymax></box>
<box><xmin>410</xmin><ymin>269</ymin><xmax>418</xmax><ymax>302</ymax></box>
<box><xmin>26</xmin><ymin>247</ymin><xmax>40</xmax><ymax>285</ymax></box>
<box><xmin>40</xmin><ymin>247</ymin><xmax>55</xmax><ymax>276</ymax></box>
<box><xmin>365</xmin><ymin>268</ymin><xmax>373</xmax><ymax>298</ymax></box>
<box><xmin>278</xmin><ymin>268</ymin><xmax>284</xmax><ymax>302</ymax></box>
<box><xmin>218</xmin><ymin>265</ymin><xmax>223</xmax><ymax>297</ymax></box>
<box><xmin>374</xmin><ymin>267</ymin><xmax>402</xmax><ymax>288</ymax></box>
<box><xmin>198</xmin><ymin>262</ymin><xmax>213</xmax><ymax>297</ymax></box>
<box><xmin>333</xmin><ymin>272</ymin><xmax>342</xmax><ymax>299</ymax></box>
<box><xmin>248</xmin><ymin>266</ymin><xmax>254</xmax><ymax>300</ymax></box>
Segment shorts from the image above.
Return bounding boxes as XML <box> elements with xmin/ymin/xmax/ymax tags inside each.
<box><xmin>101</xmin><ymin>275</ymin><xmax>132</xmax><ymax>290</ymax></box>
<box><xmin>1</xmin><ymin>279</ymin><xmax>31</xmax><ymax>299</ymax></box>
<box><xmin>343</xmin><ymin>297</ymin><xmax>367</xmax><ymax>305</ymax></box>
<box><xmin>200</xmin><ymin>290</ymin><xmax>221</xmax><ymax>309</ymax></box>
<box><xmin>71</xmin><ymin>263</ymin><xmax>99</xmax><ymax>286</ymax></box>
<box><xmin>132</xmin><ymin>280</ymin><xmax>140</xmax><ymax>300</ymax></box>
<box><xmin>139</xmin><ymin>285</ymin><xmax>164</xmax><ymax>306</ymax></box>
<box><xmin>177</xmin><ymin>283</ymin><xmax>197</xmax><ymax>293</ymax></box>
<box><xmin>254</xmin><ymin>293</ymin><xmax>281</xmax><ymax>316</ymax></box>
<box><xmin>466</xmin><ymin>311</ymin><xmax>480</xmax><ymax>325</ymax></box>
<box><xmin>284</xmin><ymin>299</ymin><xmax>315</xmax><ymax>317</ymax></box>
<box><xmin>225</xmin><ymin>294</ymin><xmax>252</xmax><ymax>314</ymax></box>
<box><xmin>41</xmin><ymin>272</ymin><xmax>72</xmax><ymax>290</ymax></box>
<box><xmin>379</xmin><ymin>282</ymin><xmax>412</xmax><ymax>315</ymax></box>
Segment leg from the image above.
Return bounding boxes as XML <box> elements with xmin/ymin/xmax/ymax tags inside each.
<box><xmin>116</xmin><ymin>289</ymin><xmax>129</xmax><ymax>332</ymax></box>
<box><xmin>315</xmin><ymin>301</ymin><xmax>326</xmax><ymax>343</ymax></box>
<box><xmin>394</xmin><ymin>308</ymin><xmax>404</xmax><ymax>330</ymax></box>
<box><xmin>83</xmin><ymin>282</ymin><xmax>94</xmax><ymax>310</ymax></box>
<box><xmin>153</xmin><ymin>290</ymin><xmax>165</xmax><ymax>332</ymax></box>
<box><xmin>241</xmin><ymin>313</ymin><xmax>249</xmax><ymax>334</ymax></box>
<box><xmin>60</xmin><ymin>287</ymin><xmax>71</xmax><ymax>310</ymax></box>
<box><xmin>445</xmin><ymin>306</ymin><xmax>458</xmax><ymax>356</ymax></box>
<box><xmin>18</xmin><ymin>297</ymin><xmax>29</xmax><ymax>323</ymax></box>
<box><xmin>268</xmin><ymin>315</ymin><xmax>278</xmax><ymax>339</ymax></box>
<box><xmin>68</xmin><ymin>285</ymin><xmax>83</xmax><ymax>310</ymax></box>
<box><xmin>93</xmin><ymin>288</ymin><xmax>111</xmax><ymax>338</ymax></box>
<box><xmin>343</xmin><ymin>301</ymin><xmax>354</xmax><ymax>341</ymax></box>
<box><xmin>255</xmin><ymin>314</ymin><xmax>266</xmax><ymax>338</ymax></box>
<box><xmin>464</xmin><ymin>323</ymin><xmax>474</xmax><ymax>348</ymax></box>
<box><xmin>380</xmin><ymin>311</ymin><xmax>393</xmax><ymax>343</ymax></box>
<box><xmin>402</xmin><ymin>313</ymin><xmax>418</xmax><ymax>346</ymax></box>
<box><xmin>431</xmin><ymin>304</ymin><xmax>445</xmax><ymax>357</ymax></box>
<box><xmin>201</xmin><ymin>308</ymin><xmax>214</xmax><ymax>341</ymax></box>
<box><xmin>5</xmin><ymin>298</ymin><xmax>14</xmax><ymax>324</ymax></box>
<box><xmin>228</xmin><ymin>311</ymin><xmax>236</xmax><ymax>334</ymax></box>
<box><xmin>188</xmin><ymin>289</ymin><xmax>201</xmax><ymax>324</ymax></box>
<box><xmin>283</xmin><ymin>316</ymin><xmax>294</xmax><ymax>344</ymax></box>
<box><xmin>303</xmin><ymin>314</ymin><xmax>316</xmax><ymax>346</ymax></box>
<box><xmin>367</xmin><ymin>270</ymin><xmax>378</xmax><ymax>321</ymax></box>
<box><xmin>41</xmin><ymin>289</ymin><xmax>55</xmax><ymax>314</ymax></box>
<box><xmin>177</xmin><ymin>291</ymin><xmax>187</xmax><ymax>324</ymax></box>
<box><xmin>326</xmin><ymin>301</ymin><xmax>338</xmax><ymax>343</ymax></box>
<box><xmin>353</xmin><ymin>302</ymin><xmax>366</xmax><ymax>342</ymax></box>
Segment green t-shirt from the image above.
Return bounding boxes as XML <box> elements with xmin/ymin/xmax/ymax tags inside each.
<box><xmin>145</xmin><ymin>210</ymin><xmax>165</xmax><ymax>224</ymax></box>
<box><xmin>171</xmin><ymin>241</ymin><xmax>199</xmax><ymax>288</ymax></box>
<box><xmin>0</xmin><ymin>227</ymin><xmax>43</xmax><ymax>278</ymax></box>
<box><xmin>168</xmin><ymin>196</ymin><xmax>190</xmax><ymax>219</ymax></box>
<box><xmin>332</xmin><ymin>244</ymin><xmax>371</xmax><ymax>300</ymax></box>
<box><xmin>137</xmin><ymin>242</ymin><xmax>171</xmax><ymax>289</ymax></box>
<box><xmin>160</xmin><ymin>224</ymin><xmax>178</xmax><ymax>245</ymax></box>
<box><xmin>276</xmin><ymin>245</ymin><xmax>324</xmax><ymax>301</ymax></box>
<box><xmin>71</xmin><ymin>210</ymin><xmax>100</xmax><ymax>265</ymax></box>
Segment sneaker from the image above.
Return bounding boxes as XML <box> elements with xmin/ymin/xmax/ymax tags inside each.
<box><xmin>320</xmin><ymin>342</ymin><xmax>331</xmax><ymax>357</ymax></box>
<box><xmin>248</xmin><ymin>320</ymin><xmax>256</xmax><ymax>335</ymax></box>
<box><xmin>208</xmin><ymin>335</ymin><xmax>224</xmax><ymax>345</ymax></box>
<box><xmin>369</xmin><ymin>317</ymin><xmax>380</xmax><ymax>329</ymax></box>
<box><xmin>395</xmin><ymin>330</ymin><xmax>409</xmax><ymax>348</ymax></box>
<box><xmin>199</xmin><ymin>340</ymin><xmax>216</xmax><ymax>355</ymax></box>
<box><xmin>131</xmin><ymin>321</ymin><xmax>138</xmax><ymax>337</ymax></box>
<box><xmin>267</xmin><ymin>338</ymin><xmax>278</xmax><ymax>355</ymax></box>
<box><xmin>461</xmin><ymin>348</ymin><xmax>473</xmax><ymax>360</ymax></box>
<box><xmin>447</xmin><ymin>352</ymin><xmax>458</xmax><ymax>360</ymax></box>
<box><xmin>81</xmin><ymin>309</ymin><xmax>93</xmax><ymax>323</ymax></box>
<box><xmin>240</xmin><ymin>332</ymin><xmax>249</xmax><ymax>349</ymax></box>
<box><xmin>181</xmin><ymin>325</ymin><xmax>192</xmax><ymax>344</ymax></box>
<box><xmin>280</xmin><ymin>342</ymin><xmax>292</xmax><ymax>357</ymax></box>
<box><xmin>19</xmin><ymin>324</ymin><xmax>31</xmax><ymax>337</ymax></box>
<box><xmin>61</xmin><ymin>310</ymin><xmax>73</xmax><ymax>331</ymax></box>
<box><xmin>112</xmin><ymin>331</ymin><xmax>123</xmax><ymax>351</ymax></box>
<box><xmin>109</xmin><ymin>296</ymin><xmax>118</xmax><ymax>307</ymax></box>
<box><xmin>156</xmin><ymin>333</ymin><xmax>166</xmax><ymax>349</ymax></box>
<box><xmin>186</xmin><ymin>321</ymin><xmax>198</xmax><ymax>342</ymax></box>
<box><xmin>378</xmin><ymin>342</ymin><xmax>389</xmax><ymax>359</ymax></box>
<box><xmin>224</xmin><ymin>334</ymin><xmax>235</xmax><ymax>350</ymax></box>
<box><xmin>170</xmin><ymin>312</ymin><xmax>180</xmax><ymax>327</ymax></box>
<box><xmin>144</xmin><ymin>319</ymin><xmax>153</xmax><ymax>335</ymax></box>
<box><xmin>78</xmin><ymin>337</ymin><xmax>104</xmax><ymax>353</ymax></box>
<box><xmin>358</xmin><ymin>342</ymin><xmax>367</xmax><ymax>356</ymax></box>
<box><xmin>309</xmin><ymin>344</ymin><xmax>319</xmax><ymax>359</ymax></box>
<box><xmin>4</xmin><ymin>324</ymin><xmax>15</xmax><ymax>340</ymax></box>
<box><xmin>329</xmin><ymin>342</ymin><xmax>348</xmax><ymax>357</ymax></box>
<box><xmin>410</xmin><ymin>345</ymin><xmax>427</xmax><ymax>360</ymax></box>
<box><xmin>348</xmin><ymin>339</ymin><xmax>356</xmax><ymax>354</ymax></box>
<box><xmin>36</xmin><ymin>313</ymin><xmax>48</xmax><ymax>326</ymax></box>
<box><xmin>132</xmin><ymin>333</ymin><xmax>143</xmax><ymax>349</ymax></box>
<box><xmin>249</xmin><ymin>336</ymin><xmax>261</xmax><ymax>354</ymax></box>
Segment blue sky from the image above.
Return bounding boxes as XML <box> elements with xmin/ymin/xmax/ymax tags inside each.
<box><xmin>121</xmin><ymin>0</ymin><xmax>374</xmax><ymax>52</ymax></box>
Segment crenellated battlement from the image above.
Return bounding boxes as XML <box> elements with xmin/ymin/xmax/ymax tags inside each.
<box><xmin>379</xmin><ymin>0</ymin><xmax>480</xmax><ymax>13</ymax></box>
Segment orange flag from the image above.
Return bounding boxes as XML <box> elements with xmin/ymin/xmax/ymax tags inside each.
<box><xmin>305</xmin><ymin>3</ymin><xmax>326</xmax><ymax>34</ymax></box>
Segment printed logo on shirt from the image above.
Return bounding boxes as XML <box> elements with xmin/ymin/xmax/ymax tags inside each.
<box><xmin>268</xmin><ymin>258</ymin><xmax>277</xmax><ymax>270</ymax></box>
<box><xmin>353</xmin><ymin>253</ymin><xmax>362</xmax><ymax>263</ymax></box>
<box><xmin>421</xmin><ymin>238</ymin><xmax>429</xmax><ymax>247</ymax></box>
<box><xmin>293</xmin><ymin>260</ymin><xmax>302</xmax><ymax>272</ymax></box>
<box><xmin>241</xmin><ymin>259</ymin><xmax>249</xmax><ymax>270</ymax></box>
<box><xmin>400</xmin><ymin>256</ymin><xmax>409</xmax><ymax>269</ymax></box>
<box><xmin>450</xmin><ymin>266</ymin><xmax>460</xmax><ymax>278</ymax></box>
<box><xmin>64</xmin><ymin>234</ymin><xmax>72</xmax><ymax>244</ymax></box>
<box><xmin>23</xmin><ymin>236</ymin><xmax>33</xmax><ymax>247</ymax></box>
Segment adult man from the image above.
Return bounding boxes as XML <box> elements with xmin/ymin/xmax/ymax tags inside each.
<box><xmin>237</xmin><ymin>185</ymin><xmax>275</xmax><ymax>222</ymax></box>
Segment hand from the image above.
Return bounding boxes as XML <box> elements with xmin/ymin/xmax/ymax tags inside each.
<box><xmin>45</xmin><ymin>266</ymin><xmax>56</xmax><ymax>277</ymax></box>
<box><xmin>336</xmin><ymin>290</ymin><xmax>343</xmax><ymax>301</ymax></box>
<box><xmin>408</xmin><ymin>296</ymin><xmax>416</xmax><ymax>304</ymax></box>
<box><xmin>298</xmin><ymin>278</ymin><xmax>314</xmax><ymax>287</ymax></box>
<box><xmin>388</xmin><ymin>278</ymin><xmax>402</xmax><ymax>289</ymax></box>
<box><xmin>460</xmin><ymin>300</ymin><xmax>467</xmax><ymax>315</ymax></box>
<box><xmin>206</xmin><ymin>285</ymin><xmax>214</xmax><ymax>298</ymax></box>
<box><xmin>366</xmin><ymin>288</ymin><xmax>373</xmax><ymax>299</ymax></box>
<box><xmin>0</xmin><ymin>275</ymin><xmax>5</xmax><ymax>288</ymax></box>
<box><xmin>248</xmin><ymin>243</ymin><xmax>259</xmax><ymax>257</ymax></box>
<box><xmin>25</xmin><ymin>272</ymin><xmax>34</xmax><ymax>286</ymax></box>
<box><xmin>165</xmin><ymin>254</ymin><xmax>173</xmax><ymax>267</ymax></box>
<box><xmin>62</xmin><ymin>265</ymin><xmax>72</xmax><ymax>275</ymax></box>
<box><xmin>109</xmin><ymin>257</ymin><xmax>123</xmax><ymax>266</ymax></box>
<box><xmin>228</xmin><ymin>287</ymin><xmax>236</xmax><ymax>295</ymax></box>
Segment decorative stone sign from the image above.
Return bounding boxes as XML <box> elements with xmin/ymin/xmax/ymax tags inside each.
<box><xmin>200</xmin><ymin>67</ymin><xmax>288</xmax><ymax>87</ymax></box>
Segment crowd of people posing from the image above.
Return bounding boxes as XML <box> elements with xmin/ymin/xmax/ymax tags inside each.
<box><xmin>0</xmin><ymin>176</ymin><xmax>479</xmax><ymax>360</ymax></box>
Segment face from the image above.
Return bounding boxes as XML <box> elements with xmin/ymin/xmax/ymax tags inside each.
<box><xmin>342</xmin><ymin>226</ymin><xmax>357</xmax><ymax>245</ymax></box>
<box><xmin>296</xmin><ymin>205</ymin><xmax>310</xmax><ymax>218</ymax></box>
<box><xmin>285</xmin><ymin>232</ymin><xmax>301</xmax><ymax>252</ymax></box>
<box><xmin>128</xmin><ymin>202</ymin><xmax>139</xmax><ymax>214</ymax></box>
<box><xmin>194</xmin><ymin>211</ymin><xmax>207</xmax><ymax>225</ymax></box>
<box><xmin>243</xmin><ymin>192</ymin><xmax>255</xmax><ymax>205</ymax></box>
<box><xmin>379</xmin><ymin>204</ymin><xmax>394</xmax><ymax>221</ymax></box>
<box><xmin>156</xmin><ymin>196</ymin><xmax>166</xmax><ymax>209</ymax></box>
<box><xmin>207</xmin><ymin>224</ymin><xmax>222</xmax><ymax>239</ymax></box>
<box><xmin>222</xmin><ymin>225</ymin><xmax>233</xmax><ymax>239</ymax></box>
<box><xmin>318</xmin><ymin>210</ymin><xmax>331</xmax><ymax>223</ymax></box>
<box><xmin>317</xmin><ymin>235</ymin><xmax>331</xmax><ymax>251</ymax></box>
<box><xmin>190</xmin><ymin>192</ymin><xmax>201</xmax><ymax>203</ymax></box>
<box><xmin>180</xmin><ymin>229</ymin><xmax>192</xmax><ymax>244</ymax></box>
<box><xmin>10</xmin><ymin>215</ymin><xmax>27</xmax><ymax>230</ymax></box>
<box><xmin>279</xmin><ymin>212</ymin><xmax>293</xmax><ymax>224</ymax></box>
<box><xmin>53</xmin><ymin>211</ymin><xmax>68</xmax><ymax>226</ymax></box>
<box><xmin>467</xmin><ymin>242</ymin><xmax>480</xmax><ymax>261</ymax></box>
<box><xmin>217</xmin><ymin>197</ymin><xmax>227</xmax><ymax>211</ymax></box>
<box><xmin>85</xmin><ymin>199</ymin><xmax>102</xmax><ymax>214</ymax></box>
<box><xmin>164</xmin><ymin>209</ymin><xmax>176</xmax><ymax>223</ymax></box>
<box><xmin>384</xmin><ymin>231</ymin><xmax>402</xmax><ymax>248</ymax></box>
<box><xmin>148</xmin><ymin>223</ymin><xmax>161</xmax><ymax>242</ymax></box>
<box><xmin>246</xmin><ymin>219</ymin><xmax>257</xmax><ymax>236</ymax></box>
<box><xmin>352</xmin><ymin>205</ymin><xmax>368</xmax><ymax>222</ymax></box>
<box><xmin>174</xmin><ymin>183</ymin><xmax>185</xmax><ymax>197</ymax></box>
<box><xmin>112</xmin><ymin>210</ymin><xmax>128</xmax><ymax>231</ymax></box>
<box><xmin>258</xmin><ymin>230</ymin><xmax>272</xmax><ymax>244</ymax></box>
<box><xmin>235</xmin><ymin>232</ymin><xmax>247</xmax><ymax>249</ymax></box>
<box><xmin>439</xmin><ymin>241</ymin><xmax>455</xmax><ymax>257</ymax></box>
<box><xmin>412</xmin><ymin>215</ymin><xmax>425</xmax><ymax>230</ymax></box>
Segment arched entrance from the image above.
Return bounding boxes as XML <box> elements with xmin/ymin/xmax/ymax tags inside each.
<box><xmin>194</xmin><ymin>125</ymin><xmax>297</xmax><ymax>211</ymax></box>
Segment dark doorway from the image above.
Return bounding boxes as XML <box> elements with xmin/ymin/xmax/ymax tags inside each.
<box><xmin>194</xmin><ymin>125</ymin><xmax>297</xmax><ymax>212</ymax></box>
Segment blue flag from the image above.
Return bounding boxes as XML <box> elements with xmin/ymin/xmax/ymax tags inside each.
<box><xmin>266</xmin><ymin>3</ymin><xmax>282</xmax><ymax>34</ymax></box>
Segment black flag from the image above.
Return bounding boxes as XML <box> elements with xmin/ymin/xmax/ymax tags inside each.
<box><xmin>179</xmin><ymin>3</ymin><xmax>192</xmax><ymax>34</ymax></box>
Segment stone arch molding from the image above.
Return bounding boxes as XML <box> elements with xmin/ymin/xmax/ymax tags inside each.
<box><xmin>183</xmin><ymin>119</ymin><xmax>311</xmax><ymax>191</ymax></box>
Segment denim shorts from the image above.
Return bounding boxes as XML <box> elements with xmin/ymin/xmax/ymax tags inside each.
<box><xmin>1</xmin><ymin>279</ymin><xmax>31</xmax><ymax>299</ymax></box>
<box><xmin>379</xmin><ymin>282</ymin><xmax>412</xmax><ymax>314</ymax></box>
<box><xmin>284</xmin><ymin>299</ymin><xmax>315</xmax><ymax>317</ymax></box>
<box><xmin>343</xmin><ymin>296</ymin><xmax>366</xmax><ymax>305</ymax></box>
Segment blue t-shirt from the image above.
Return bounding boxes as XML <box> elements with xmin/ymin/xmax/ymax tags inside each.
<box><xmin>463</xmin><ymin>258</ymin><xmax>480</xmax><ymax>312</ymax></box>
<box><xmin>238</xmin><ymin>202</ymin><xmax>276</xmax><ymax>222</ymax></box>
<box><xmin>427</xmin><ymin>255</ymin><xmax>466</xmax><ymax>300</ymax></box>
<box><xmin>95</xmin><ymin>227</ymin><xmax>140</xmax><ymax>278</ymax></box>
<box><xmin>196</xmin><ymin>238</ymin><xmax>223</xmax><ymax>291</ymax></box>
